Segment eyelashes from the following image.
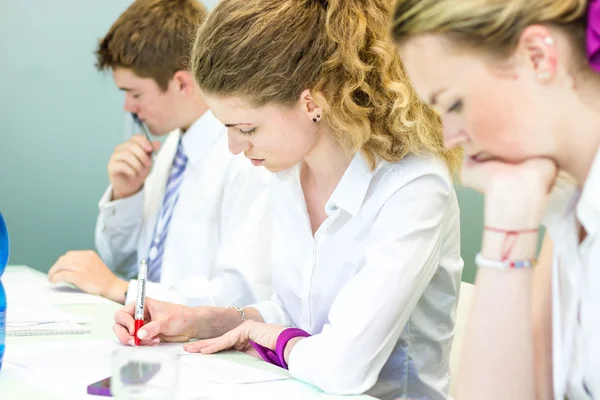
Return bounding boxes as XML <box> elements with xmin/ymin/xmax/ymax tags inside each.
<box><xmin>447</xmin><ymin>100</ymin><xmax>463</xmax><ymax>113</ymax></box>
<box><xmin>239</xmin><ymin>128</ymin><xmax>257</xmax><ymax>135</ymax></box>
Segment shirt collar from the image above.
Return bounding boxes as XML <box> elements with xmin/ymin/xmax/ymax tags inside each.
<box><xmin>577</xmin><ymin>145</ymin><xmax>600</xmax><ymax>236</ymax></box>
<box><xmin>275</xmin><ymin>151</ymin><xmax>375</xmax><ymax>217</ymax></box>
<box><xmin>179</xmin><ymin>110</ymin><xmax>224</xmax><ymax>167</ymax></box>
<box><xmin>326</xmin><ymin>152</ymin><xmax>374</xmax><ymax>217</ymax></box>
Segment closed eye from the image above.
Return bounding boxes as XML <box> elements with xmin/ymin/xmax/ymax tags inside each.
<box><xmin>447</xmin><ymin>100</ymin><xmax>463</xmax><ymax>113</ymax></box>
<box><xmin>239</xmin><ymin>127</ymin><xmax>257</xmax><ymax>135</ymax></box>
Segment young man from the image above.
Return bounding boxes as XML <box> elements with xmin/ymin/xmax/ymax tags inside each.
<box><xmin>48</xmin><ymin>0</ymin><xmax>272</xmax><ymax>307</ymax></box>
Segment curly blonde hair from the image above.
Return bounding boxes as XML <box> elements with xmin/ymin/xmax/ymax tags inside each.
<box><xmin>191</xmin><ymin>0</ymin><xmax>462</xmax><ymax>174</ymax></box>
<box><xmin>392</xmin><ymin>0</ymin><xmax>589</xmax><ymax>69</ymax></box>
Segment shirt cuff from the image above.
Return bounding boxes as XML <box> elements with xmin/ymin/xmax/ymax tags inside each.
<box><xmin>251</xmin><ymin>299</ymin><xmax>293</xmax><ymax>326</ymax></box>
<box><xmin>287</xmin><ymin>335</ymin><xmax>315</xmax><ymax>385</ymax></box>
<box><xmin>98</xmin><ymin>185</ymin><xmax>145</xmax><ymax>228</ymax></box>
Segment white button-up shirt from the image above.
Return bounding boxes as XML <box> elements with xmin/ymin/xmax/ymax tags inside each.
<box><xmin>253</xmin><ymin>152</ymin><xmax>463</xmax><ymax>400</ymax></box>
<box><xmin>95</xmin><ymin>111</ymin><xmax>272</xmax><ymax>307</ymax></box>
<box><xmin>544</xmin><ymin>147</ymin><xmax>600</xmax><ymax>400</ymax></box>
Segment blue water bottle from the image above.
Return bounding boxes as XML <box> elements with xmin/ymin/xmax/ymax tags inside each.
<box><xmin>0</xmin><ymin>212</ymin><xmax>9</xmax><ymax>370</ymax></box>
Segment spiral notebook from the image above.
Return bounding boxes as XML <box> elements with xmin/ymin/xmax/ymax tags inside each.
<box><xmin>7</xmin><ymin>322</ymin><xmax>91</xmax><ymax>336</ymax></box>
<box><xmin>6</xmin><ymin>305</ymin><xmax>92</xmax><ymax>336</ymax></box>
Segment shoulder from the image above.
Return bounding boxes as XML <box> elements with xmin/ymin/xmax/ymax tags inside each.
<box><xmin>373</xmin><ymin>154</ymin><xmax>454</xmax><ymax>200</ymax></box>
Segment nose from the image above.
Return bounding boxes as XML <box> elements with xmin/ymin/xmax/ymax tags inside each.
<box><xmin>123</xmin><ymin>95</ymin><xmax>138</xmax><ymax>114</ymax></box>
<box><xmin>227</xmin><ymin>130</ymin><xmax>251</xmax><ymax>155</ymax></box>
<box><xmin>441</xmin><ymin>117</ymin><xmax>467</xmax><ymax>149</ymax></box>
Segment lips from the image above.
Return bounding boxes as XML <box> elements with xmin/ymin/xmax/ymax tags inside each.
<box><xmin>469</xmin><ymin>152</ymin><xmax>484</xmax><ymax>162</ymax></box>
<box><xmin>249</xmin><ymin>158</ymin><xmax>265</xmax><ymax>166</ymax></box>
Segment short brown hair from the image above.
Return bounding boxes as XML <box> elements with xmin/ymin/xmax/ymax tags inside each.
<box><xmin>191</xmin><ymin>0</ymin><xmax>462</xmax><ymax>174</ymax></box>
<box><xmin>96</xmin><ymin>0</ymin><xmax>207</xmax><ymax>90</ymax></box>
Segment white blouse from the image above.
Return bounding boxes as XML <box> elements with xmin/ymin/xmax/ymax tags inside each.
<box><xmin>252</xmin><ymin>152</ymin><xmax>463</xmax><ymax>400</ymax></box>
<box><xmin>545</xmin><ymin>147</ymin><xmax>600</xmax><ymax>400</ymax></box>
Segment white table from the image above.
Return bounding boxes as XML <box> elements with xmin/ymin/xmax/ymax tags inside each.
<box><xmin>0</xmin><ymin>266</ymin><xmax>374</xmax><ymax>399</ymax></box>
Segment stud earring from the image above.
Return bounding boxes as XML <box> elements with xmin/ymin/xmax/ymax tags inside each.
<box><xmin>312</xmin><ymin>114</ymin><xmax>321</xmax><ymax>123</ymax></box>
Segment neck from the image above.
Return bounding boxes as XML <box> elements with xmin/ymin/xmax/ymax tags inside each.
<box><xmin>180</xmin><ymin>95</ymin><xmax>209</xmax><ymax>133</ymax></box>
<box><xmin>554</xmin><ymin>86</ymin><xmax>600</xmax><ymax>188</ymax></box>
<box><xmin>301</xmin><ymin>127</ymin><xmax>352</xmax><ymax>193</ymax></box>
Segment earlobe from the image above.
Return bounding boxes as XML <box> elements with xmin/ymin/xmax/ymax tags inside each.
<box><xmin>519</xmin><ymin>25</ymin><xmax>557</xmax><ymax>82</ymax></box>
<box><xmin>299</xmin><ymin>88</ymin><xmax>323</xmax><ymax>123</ymax></box>
<box><xmin>174</xmin><ymin>70</ymin><xmax>193</xmax><ymax>94</ymax></box>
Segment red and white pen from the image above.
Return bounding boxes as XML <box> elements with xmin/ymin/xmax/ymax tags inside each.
<box><xmin>133</xmin><ymin>258</ymin><xmax>148</xmax><ymax>346</ymax></box>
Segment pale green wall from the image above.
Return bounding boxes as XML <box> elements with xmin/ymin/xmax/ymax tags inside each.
<box><xmin>0</xmin><ymin>0</ymin><xmax>482</xmax><ymax>283</ymax></box>
<box><xmin>0</xmin><ymin>1</ymin><xmax>132</xmax><ymax>273</ymax></box>
<box><xmin>456</xmin><ymin>187</ymin><xmax>484</xmax><ymax>283</ymax></box>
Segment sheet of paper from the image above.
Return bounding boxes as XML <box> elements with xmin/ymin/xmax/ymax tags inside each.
<box><xmin>3</xmin><ymin>267</ymin><xmax>113</xmax><ymax>306</ymax></box>
<box><xmin>5</xmin><ymin>339</ymin><xmax>294</xmax><ymax>400</ymax></box>
<box><xmin>180</xmin><ymin>356</ymin><xmax>290</xmax><ymax>384</ymax></box>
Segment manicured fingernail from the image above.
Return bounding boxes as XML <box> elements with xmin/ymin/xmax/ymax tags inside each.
<box><xmin>137</xmin><ymin>330</ymin><xmax>147</xmax><ymax>339</ymax></box>
<box><xmin>151</xmin><ymin>338</ymin><xmax>160</xmax><ymax>346</ymax></box>
<box><xmin>128</xmin><ymin>339</ymin><xmax>134</xmax><ymax>346</ymax></box>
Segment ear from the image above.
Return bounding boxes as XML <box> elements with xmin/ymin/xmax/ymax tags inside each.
<box><xmin>298</xmin><ymin>89</ymin><xmax>323</xmax><ymax>123</ymax></box>
<box><xmin>516</xmin><ymin>25</ymin><xmax>558</xmax><ymax>83</ymax></box>
<box><xmin>172</xmin><ymin>70</ymin><xmax>197</xmax><ymax>96</ymax></box>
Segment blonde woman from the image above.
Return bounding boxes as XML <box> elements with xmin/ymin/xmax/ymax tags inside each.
<box><xmin>392</xmin><ymin>1</ymin><xmax>600</xmax><ymax>399</ymax></box>
<box><xmin>112</xmin><ymin>0</ymin><xmax>463</xmax><ymax>398</ymax></box>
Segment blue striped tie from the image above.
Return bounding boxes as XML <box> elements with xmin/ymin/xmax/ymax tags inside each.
<box><xmin>147</xmin><ymin>139</ymin><xmax>188</xmax><ymax>282</ymax></box>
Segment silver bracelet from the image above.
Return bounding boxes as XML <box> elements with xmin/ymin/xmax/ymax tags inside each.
<box><xmin>229</xmin><ymin>306</ymin><xmax>247</xmax><ymax>322</ymax></box>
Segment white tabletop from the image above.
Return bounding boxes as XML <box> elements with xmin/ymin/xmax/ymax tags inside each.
<box><xmin>0</xmin><ymin>266</ymin><xmax>374</xmax><ymax>399</ymax></box>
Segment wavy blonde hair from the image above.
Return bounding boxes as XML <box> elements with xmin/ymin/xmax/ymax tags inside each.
<box><xmin>392</xmin><ymin>0</ymin><xmax>589</xmax><ymax>69</ymax></box>
<box><xmin>191</xmin><ymin>0</ymin><xmax>462</xmax><ymax>174</ymax></box>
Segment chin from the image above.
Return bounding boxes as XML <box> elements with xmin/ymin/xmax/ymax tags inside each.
<box><xmin>146</xmin><ymin>124</ymin><xmax>172</xmax><ymax>136</ymax></box>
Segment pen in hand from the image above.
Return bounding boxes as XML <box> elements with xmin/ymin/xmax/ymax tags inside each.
<box><xmin>133</xmin><ymin>258</ymin><xmax>148</xmax><ymax>346</ymax></box>
<box><xmin>131</xmin><ymin>113</ymin><xmax>154</xmax><ymax>156</ymax></box>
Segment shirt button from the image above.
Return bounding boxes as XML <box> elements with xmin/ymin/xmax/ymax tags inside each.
<box><xmin>330</xmin><ymin>205</ymin><xmax>338</xmax><ymax>211</ymax></box>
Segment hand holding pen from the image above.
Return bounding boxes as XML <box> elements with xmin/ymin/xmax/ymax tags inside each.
<box><xmin>133</xmin><ymin>258</ymin><xmax>148</xmax><ymax>346</ymax></box>
<box><xmin>107</xmin><ymin>116</ymin><xmax>160</xmax><ymax>201</ymax></box>
<box><xmin>131</xmin><ymin>113</ymin><xmax>155</xmax><ymax>158</ymax></box>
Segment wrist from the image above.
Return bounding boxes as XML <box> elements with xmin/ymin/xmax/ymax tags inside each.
<box><xmin>484</xmin><ymin>190</ymin><xmax>546</xmax><ymax>231</ymax></box>
<box><xmin>188</xmin><ymin>306</ymin><xmax>241</xmax><ymax>339</ymax></box>
<box><xmin>111</xmin><ymin>186</ymin><xmax>142</xmax><ymax>201</ymax></box>
<box><xmin>481</xmin><ymin>228</ymin><xmax>539</xmax><ymax>261</ymax></box>
<box><xmin>186</xmin><ymin>306</ymin><xmax>209</xmax><ymax>339</ymax></box>
<box><xmin>111</xmin><ymin>188</ymin><xmax>131</xmax><ymax>201</ymax></box>
<box><xmin>107</xmin><ymin>278</ymin><xmax>129</xmax><ymax>304</ymax></box>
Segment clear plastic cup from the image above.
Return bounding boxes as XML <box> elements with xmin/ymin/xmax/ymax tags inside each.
<box><xmin>111</xmin><ymin>346</ymin><xmax>180</xmax><ymax>399</ymax></box>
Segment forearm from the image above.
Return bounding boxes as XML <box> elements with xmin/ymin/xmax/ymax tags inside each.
<box><xmin>458</xmin><ymin>266</ymin><xmax>534</xmax><ymax>400</ymax></box>
<box><xmin>95</xmin><ymin>186</ymin><xmax>144</xmax><ymax>275</ymax></box>
<box><xmin>458</xmin><ymin>192</ymin><xmax>543</xmax><ymax>400</ymax></box>
<box><xmin>192</xmin><ymin>306</ymin><xmax>264</xmax><ymax>339</ymax></box>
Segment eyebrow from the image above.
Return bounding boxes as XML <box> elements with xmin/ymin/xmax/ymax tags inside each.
<box><xmin>428</xmin><ymin>88</ymin><xmax>447</xmax><ymax>106</ymax></box>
